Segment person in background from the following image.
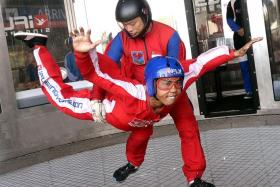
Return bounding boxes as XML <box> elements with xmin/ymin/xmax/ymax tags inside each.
<box><xmin>25</xmin><ymin>51</ymin><xmax>39</xmax><ymax>89</ymax></box>
<box><xmin>226</xmin><ymin>0</ymin><xmax>253</xmax><ymax>99</ymax></box>
<box><xmin>64</xmin><ymin>36</ymin><xmax>83</xmax><ymax>82</ymax></box>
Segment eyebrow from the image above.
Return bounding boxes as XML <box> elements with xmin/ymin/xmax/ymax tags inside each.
<box><xmin>123</xmin><ymin>19</ymin><xmax>137</xmax><ymax>25</ymax></box>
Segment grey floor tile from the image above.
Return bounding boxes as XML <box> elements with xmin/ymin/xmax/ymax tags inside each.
<box><xmin>0</xmin><ymin>162</ymin><xmax>51</xmax><ymax>187</ymax></box>
<box><xmin>2</xmin><ymin>126</ymin><xmax>280</xmax><ymax>186</ymax></box>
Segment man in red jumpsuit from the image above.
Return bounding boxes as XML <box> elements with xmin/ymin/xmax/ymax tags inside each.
<box><xmin>15</xmin><ymin>29</ymin><xmax>261</xmax><ymax>187</ymax></box>
<box><xmin>89</xmin><ymin>0</ymin><xmax>212</xmax><ymax>185</ymax></box>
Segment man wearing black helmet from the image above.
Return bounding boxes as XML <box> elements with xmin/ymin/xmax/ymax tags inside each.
<box><xmin>90</xmin><ymin>0</ymin><xmax>212</xmax><ymax>186</ymax></box>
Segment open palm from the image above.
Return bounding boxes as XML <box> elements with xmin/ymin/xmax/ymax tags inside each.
<box><xmin>71</xmin><ymin>27</ymin><xmax>100</xmax><ymax>52</ymax></box>
<box><xmin>234</xmin><ymin>37</ymin><xmax>263</xmax><ymax>57</ymax></box>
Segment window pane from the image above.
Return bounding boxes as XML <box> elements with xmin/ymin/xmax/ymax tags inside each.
<box><xmin>2</xmin><ymin>0</ymin><xmax>69</xmax><ymax>92</ymax></box>
<box><xmin>193</xmin><ymin>0</ymin><xmax>247</xmax><ymax>98</ymax></box>
<box><xmin>263</xmin><ymin>0</ymin><xmax>280</xmax><ymax>100</ymax></box>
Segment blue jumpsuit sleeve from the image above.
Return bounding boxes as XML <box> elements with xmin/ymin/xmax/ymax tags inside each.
<box><xmin>227</xmin><ymin>19</ymin><xmax>241</xmax><ymax>32</ymax></box>
<box><xmin>167</xmin><ymin>31</ymin><xmax>181</xmax><ymax>59</ymax></box>
<box><xmin>226</xmin><ymin>1</ymin><xmax>241</xmax><ymax>32</ymax></box>
<box><xmin>106</xmin><ymin>33</ymin><xmax>123</xmax><ymax>64</ymax></box>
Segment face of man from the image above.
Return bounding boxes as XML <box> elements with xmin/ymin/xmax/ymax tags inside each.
<box><xmin>155</xmin><ymin>77</ymin><xmax>183</xmax><ymax>106</ymax></box>
<box><xmin>120</xmin><ymin>17</ymin><xmax>145</xmax><ymax>38</ymax></box>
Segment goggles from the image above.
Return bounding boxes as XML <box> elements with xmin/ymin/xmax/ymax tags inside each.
<box><xmin>156</xmin><ymin>77</ymin><xmax>183</xmax><ymax>91</ymax></box>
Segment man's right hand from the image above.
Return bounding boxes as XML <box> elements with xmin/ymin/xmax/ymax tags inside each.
<box><xmin>90</xmin><ymin>100</ymin><xmax>106</xmax><ymax>123</ymax></box>
<box><xmin>70</xmin><ymin>27</ymin><xmax>101</xmax><ymax>53</ymax></box>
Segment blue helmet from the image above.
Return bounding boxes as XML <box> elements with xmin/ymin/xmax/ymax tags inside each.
<box><xmin>144</xmin><ymin>56</ymin><xmax>184</xmax><ymax>97</ymax></box>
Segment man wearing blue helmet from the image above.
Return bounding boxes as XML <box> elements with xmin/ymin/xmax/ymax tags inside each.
<box><xmin>14</xmin><ymin>28</ymin><xmax>262</xmax><ymax>187</ymax></box>
<box><xmin>91</xmin><ymin>0</ymin><xmax>204</xmax><ymax>184</ymax></box>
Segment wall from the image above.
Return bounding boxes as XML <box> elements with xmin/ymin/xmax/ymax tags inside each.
<box><xmin>0</xmin><ymin>4</ymin><xmax>18</xmax><ymax>161</ymax></box>
<box><xmin>0</xmin><ymin>1</ymin><xmax>121</xmax><ymax>162</ymax></box>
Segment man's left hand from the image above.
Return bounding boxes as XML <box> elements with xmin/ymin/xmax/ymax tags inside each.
<box><xmin>70</xmin><ymin>27</ymin><xmax>100</xmax><ymax>53</ymax></box>
<box><xmin>234</xmin><ymin>37</ymin><xmax>263</xmax><ymax>57</ymax></box>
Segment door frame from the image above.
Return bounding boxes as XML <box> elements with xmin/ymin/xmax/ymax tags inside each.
<box><xmin>183</xmin><ymin>0</ymin><xmax>260</xmax><ymax>117</ymax></box>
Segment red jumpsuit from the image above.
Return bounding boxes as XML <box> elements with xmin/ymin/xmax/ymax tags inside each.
<box><xmin>98</xmin><ymin>21</ymin><xmax>204</xmax><ymax>181</ymax></box>
<box><xmin>34</xmin><ymin>44</ymin><xmax>235</xmax><ymax>181</ymax></box>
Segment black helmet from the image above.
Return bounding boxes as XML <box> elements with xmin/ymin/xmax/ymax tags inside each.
<box><xmin>115</xmin><ymin>0</ymin><xmax>152</xmax><ymax>37</ymax></box>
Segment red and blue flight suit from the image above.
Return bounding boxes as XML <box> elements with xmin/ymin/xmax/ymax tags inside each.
<box><xmin>96</xmin><ymin>20</ymin><xmax>206</xmax><ymax>182</ymax></box>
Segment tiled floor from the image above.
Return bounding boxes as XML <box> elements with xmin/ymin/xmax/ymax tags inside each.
<box><xmin>1</xmin><ymin>126</ymin><xmax>280</xmax><ymax>187</ymax></box>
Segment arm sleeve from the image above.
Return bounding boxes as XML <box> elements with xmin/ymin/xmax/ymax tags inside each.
<box><xmin>74</xmin><ymin>50</ymin><xmax>147</xmax><ymax>102</ymax></box>
<box><xmin>74</xmin><ymin>48</ymin><xmax>105</xmax><ymax>100</ymax></box>
<box><xmin>91</xmin><ymin>33</ymin><xmax>124</xmax><ymax>100</ymax></box>
<box><xmin>181</xmin><ymin>45</ymin><xmax>235</xmax><ymax>91</ymax></box>
<box><xmin>105</xmin><ymin>33</ymin><xmax>123</xmax><ymax>64</ymax></box>
<box><xmin>226</xmin><ymin>1</ymin><xmax>241</xmax><ymax>32</ymax></box>
<box><xmin>227</xmin><ymin>19</ymin><xmax>241</xmax><ymax>32</ymax></box>
<box><xmin>167</xmin><ymin>31</ymin><xmax>181</xmax><ymax>59</ymax></box>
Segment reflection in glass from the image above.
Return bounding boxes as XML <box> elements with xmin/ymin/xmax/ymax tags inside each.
<box><xmin>193</xmin><ymin>0</ymin><xmax>246</xmax><ymax>101</ymax></box>
<box><xmin>263</xmin><ymin>0</ymin><xmax>280</xmax><ymax>100</ymax></box>
<box><xmin>2</xmin><ymin>0</ymin><xmax>69</xmax><ymax>91</ymax></box>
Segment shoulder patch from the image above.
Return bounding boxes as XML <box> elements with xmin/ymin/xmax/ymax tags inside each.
<box><xmin>131</xmin><ymin>51</ymin><xmax>145</xmax><ymax>65</ymax></box>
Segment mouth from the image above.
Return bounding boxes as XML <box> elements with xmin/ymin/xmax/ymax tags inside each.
<box><xmin>129</xmin><ymin>32</ymin><xmax>138</xmax><ymax>37</ymax></box>
<box><xmin>166</xmin><ymin>96</ymin><xmax>177</xmax><ymax>101</ymax></box>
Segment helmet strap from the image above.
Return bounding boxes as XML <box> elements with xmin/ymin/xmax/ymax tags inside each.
<box><xmin>153</xmin><ymin>79</ymin><xmax>159</xmax><ymax>100</ymax></box>
<box><xmin>138</xmin><ymin>15</ymin><xmax>152</xmax><ymax>38</ymax></box>
<box><xmin>154</xmin><ymin>95</ymin><xmax>160</xmax><ymax>101</ymax></box>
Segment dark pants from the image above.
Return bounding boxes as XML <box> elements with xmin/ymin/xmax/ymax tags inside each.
<box><xmin>233</xmin><ymin>32</ymin><xmax>252</xmax><ymax>94</ymax></box>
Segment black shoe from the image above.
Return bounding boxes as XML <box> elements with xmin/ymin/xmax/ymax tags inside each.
<box><xmin>14</xmin><ymin>32</ymin><xmax>48</xmax><ymax>48</ymax></box>
<box><xmin>190</xmin><ymin>178</ymin><xmax>215</xmax><ymax>187</ymax></box>
<box><xmin>113</xmin><ymin>163</ymin><xmax>138</xmax><ymax>182</ymax></box>
<box><xmin>243</xmin><ymin>92</ymin><xmax>253</xmax><ymax>99</ymax></box>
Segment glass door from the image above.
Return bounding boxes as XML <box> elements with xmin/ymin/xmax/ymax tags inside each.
<box><xmin>185</xmin><ymin>0</ymin><xmax>259</xmax><ymax>117</ymax></box>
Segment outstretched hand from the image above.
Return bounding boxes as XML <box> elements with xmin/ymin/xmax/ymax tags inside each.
<box><xmin>234</xmin><ymin>37</ymin><xmax>263</xmax><ymax>57</ymax></box>
<box><xmin>70</xmin><ymin>27</ymin><xmax>101</xmax><ymax>52</ymax></box>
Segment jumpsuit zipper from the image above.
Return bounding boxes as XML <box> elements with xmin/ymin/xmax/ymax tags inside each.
<box><xmin>143</xmin><ymin>38</ymin><xmax>149</xmax><ymax>63</ymax></box>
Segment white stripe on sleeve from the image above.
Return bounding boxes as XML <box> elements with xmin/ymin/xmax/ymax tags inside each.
<box><xmin>88</xmin><ymin>49</ymin><xmax>146</xmax><ymax>101</ymax></box>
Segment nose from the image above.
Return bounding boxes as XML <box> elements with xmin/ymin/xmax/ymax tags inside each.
<box><xmin>124</xmin><ymin>25</ymin><xmax>133</xmax><ymax>32</ymax></box>
<box><xmin>169</xmin><ymin>84</ymin><xmax>177</xmax><ymax>92</ymax></box>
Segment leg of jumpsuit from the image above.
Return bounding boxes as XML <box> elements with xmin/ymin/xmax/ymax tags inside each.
<box><xmin>77</xmin><ymin>51</ymin><xmax>154</xmax><ymax>167</ymax></box>
<box><xmin>169</xmin><ymin>93</ymin><xmax>206</xmax><ymax>182</ymax></box>
<box><xmin>33</xmin><ymin>45</ymin><xmax>94</xmax><ymax>120</ymax></box>
<box><xmin>34</xmin><ymin>46</ymin><xmax>122</xmax><ymax>120</ymax></box>
<box><xmin>233</xmin><ymin>32</ymin><xmax>253</xmax><ymax>94</ymax></box>
<box><xmin>126</xmin><ymin>126</ymin><xmax>153</xmax><ymax>167</ymax></box>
